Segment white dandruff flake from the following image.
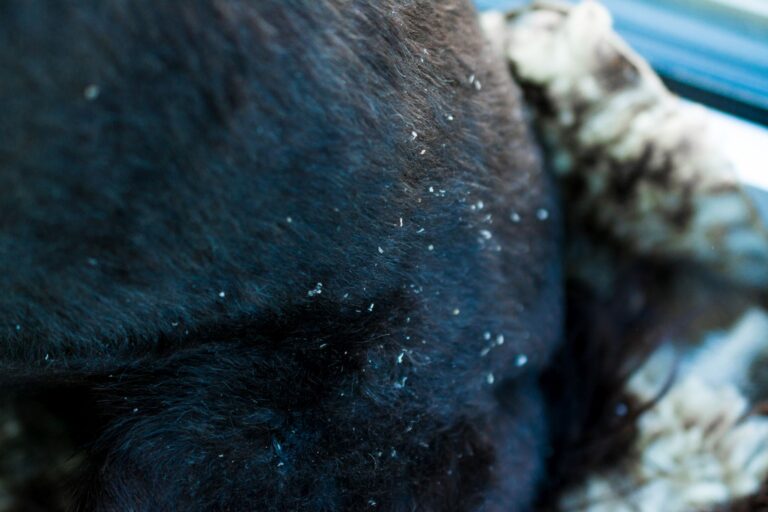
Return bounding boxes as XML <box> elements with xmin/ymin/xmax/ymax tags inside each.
<box><xmin>428</xmin><ymin>186</ymin><xmax>434</xmax><ymax>193</ymax></box>
<box><xmin>468</xmin><ymin>74</ymin><xmax>475</xmax><ymax>84</ymax></box>
<box><xmin>307</xmin><ymin>282</ymin><xmax>323</xmax><ymax>297</ymax></box>
<box><xmin>452</xmin><ymin>308</ymin><xmax>461</xmax><ymax>316</ymax></box>
<box><xmin>476</xmin><ymin>200</ymin><xmax>484</xmax><ymax>210</ymax></box>
<box><xmin>83</xmin><ymin>84</ymin><xmax>100</xmax><ymax>100</ymax></box>
<box><xmin>516</xmin><ymin>354</ymin><xmax>529</xmax><ymax>367</ymax></box>
<box><xmin>486</xmin><ymin>373</ymin><xmax>495</xmax><ymax>385</ymax></box>
<box><xmin>420</xmin><ymin>149</ymin><xmax>427</xmax><ymax>155</ymax></box>
<box><xmin>218</xmin><ymin>291</ymin><xmax>226</xmax><ymax>298</ymax></box>
<box><xmin>496</xmin><ymin>334</ymin><xmax>504</xmax><ymax>345</ymax></box>
<box><xmin>473</xmin><ymin>80</ymin><xmax>482</xmax><ymax>90</ymax></box>
<box><xmin>427</xmin><ymin>244</ymin><xmax>434</xmax><ymax>251</ymax></box>
<box><xmin>536</xmin><ymin>208</ymin><xmax>549</xmax><ymax>221</ymax></box>
<box><xmin>410</xmin><ymin>130</ymin><xmax>418</xmax><ymax>141</ymax></box>
<box><xmin>510</xmin><ymin>212</ymin><xmax>521</xmax><ymax>223</ymax></box>
<box><xmin>368</xmin><ymin>303</ymin><xmax>375</xmax><ymax>312</ymax></box>
<box><xmin>479</xmin><ymin>229</ymin><xmax>492</xmax><ymax>240</ymax></box>
<box><xmin>397</xmin><ymin>352</ymin><xmax>405</xmax><ymax>364</ymax></box>
<box><xmin>132</xmin><ymin>408</ymin><xmax>139</xmax><ymax>413</ymax></box>
<box><xmin>378</xmin><ymin>246</ymin><xmax>384</xmax><ymax>254</ymax></box>
<box><xmin>399</xmin><ymin>217</ymin><xmax>403</xmax><ymax>227</ymax></box>
<box><xmin>483</xmin><ymin>331</ymin><xmax>491</xmax><ymax>341</ymax></box>
<box><xmin>446</xmin><ymin>114</ymin><xmax>454</xmax><ymax>121</ymax></box>
<box><xmin>480</xmin><ymin>347</ymin><xmax>491</xmax><ymax>357</ymax></box>
<box><xmin>286</xmin><ymin>216</ymin><xmax>293</xmax><ymax>223</ymax></box>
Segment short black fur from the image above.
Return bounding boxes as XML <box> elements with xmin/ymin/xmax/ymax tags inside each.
<box><xmin>0</xmin><ymin>1</ymin><xmax>562</xmax><ymax>510</ymax></box>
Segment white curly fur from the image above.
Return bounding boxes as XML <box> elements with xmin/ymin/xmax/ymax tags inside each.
<box><xmin>560</xmin><ymin>310</ymin><xmax>768</xmax><ymax>512</ymax></box>
<box><xmin>483</xmin><ymin>1</ymin><xmax>768</xmax><ymax>287</ymax></box>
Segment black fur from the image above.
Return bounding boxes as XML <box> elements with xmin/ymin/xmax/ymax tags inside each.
<box><xmin>0</xmin><ymin>1</ymin><xmax>562</xmax><ymax>510</ymax></box>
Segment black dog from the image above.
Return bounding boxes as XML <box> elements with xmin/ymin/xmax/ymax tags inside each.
<box><xmin>0</xmin><ymin>1</ymin><xmax>562</xmax><ymax>510</ymax></box>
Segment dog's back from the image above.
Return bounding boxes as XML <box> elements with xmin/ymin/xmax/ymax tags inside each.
<box><xmin>0</xmin><ymin>1</ymin><xmax>561</xmax><ymax>509</ymax></box>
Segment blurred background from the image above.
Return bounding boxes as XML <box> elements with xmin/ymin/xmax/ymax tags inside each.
<box><xmin>476</xmin><ymin>0</ymin><xmax>768</xmax><ymax>214</ymax></box>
